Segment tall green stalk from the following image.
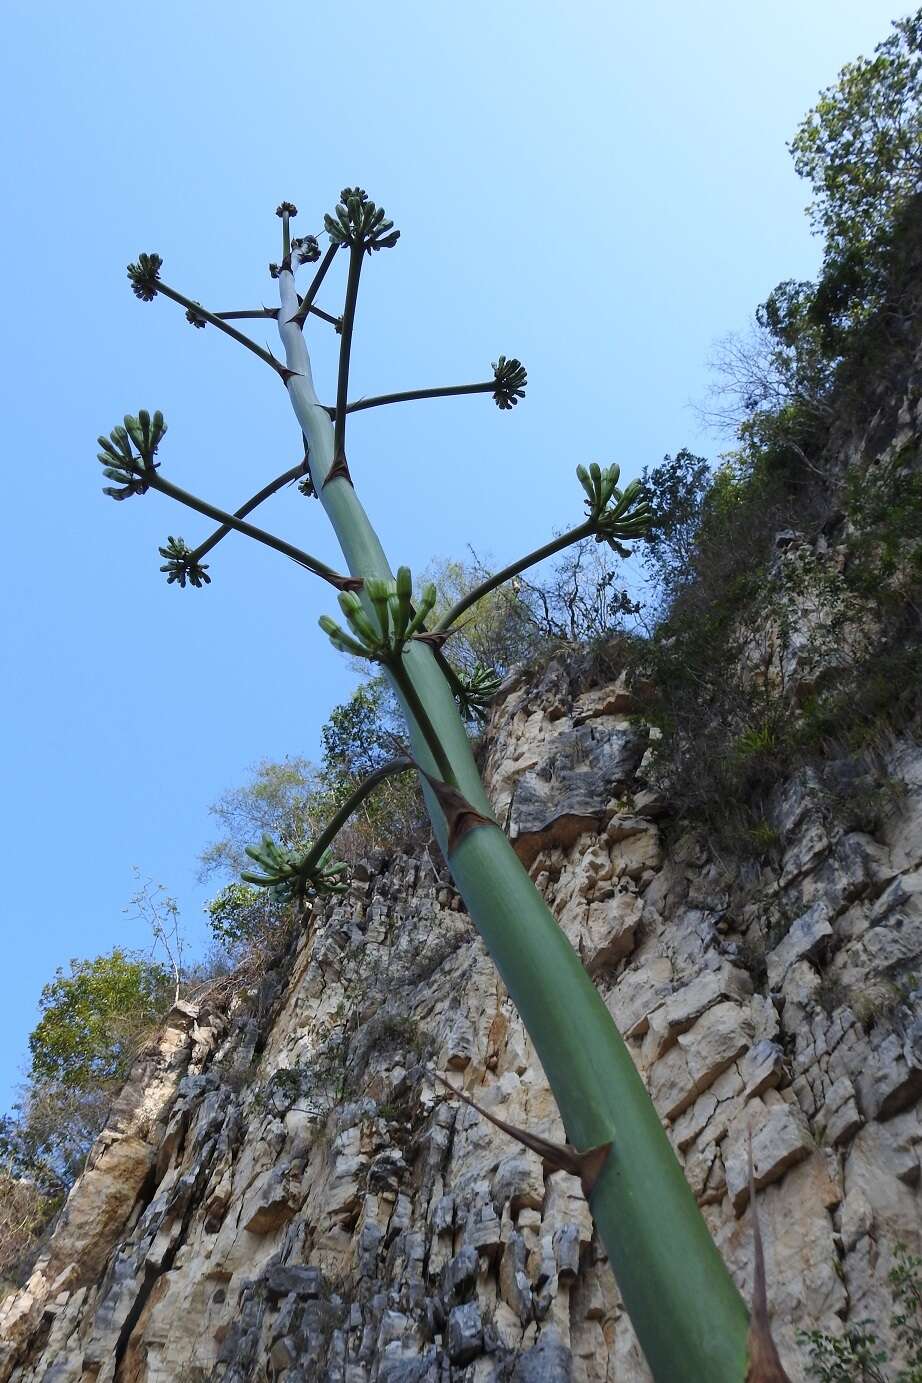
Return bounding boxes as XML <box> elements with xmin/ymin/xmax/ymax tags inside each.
<box><xmin>274</xmin><ymin>220</ymin><xmax>751</xmax><ymax>1381</ymax></box>
<box><xmin>107</xmin><ymin>192</ymin><xmax>762</xmax><ymax>1381</ymax></box>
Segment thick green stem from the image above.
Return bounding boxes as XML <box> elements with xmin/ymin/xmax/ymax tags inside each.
<box><xmin>191</xmin><ymin>461</ymin><xmax>308</xmax><ymax>562</ymax></box>
<box><xmin>340</xmin><ymin>380</ymin><xmax>494</xmax><ymax>417</ymax></box>
<box><xmin>147</xmin><ymin>472</ymin><xmax>354</xmax><ymax>589</ymax></box>
<box><xmin>300</xmin><ymin>756</ymin><xmax>415</xmax><ymax>877</ymax></box>
<box><xmin>275</xmin><ymin>261</ymin><xmax>750</xmax><ymax>1382</ymax></box>
<box><xmin>433</xmin><ymin>519</ymin><xmax>596</xmax><ymax>633</ymax></box>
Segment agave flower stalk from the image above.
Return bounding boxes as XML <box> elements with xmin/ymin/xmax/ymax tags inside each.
<box><xmin>274</xmin><ymin>200</ymin><xmax>752</xmax><ymax>1382</ymax></box>
<box><xmin>103</xmin><ymin>190</ymin><xmax>766</xmax><ymax>1381</ymax></box>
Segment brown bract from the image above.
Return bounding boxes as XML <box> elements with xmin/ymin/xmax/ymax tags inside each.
<box><xmin>431</xmin><ymin>1072</ymin><xmax>613</xmax><ymax>1198</ymax></box>
<box><xmin>423</xmin><ymin>776</ymin><xmax>496</xmax><ymax>853</ymax></box>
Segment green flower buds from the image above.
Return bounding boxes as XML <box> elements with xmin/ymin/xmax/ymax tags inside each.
<box><xmin>576</xmin><ymin>463</ymin><xmax>653</xmax><ymax>550</ymax></box>
<box><xmin>185</xmin><ymin>303</ymin><xmax>207</xmax><ymax>328</ymax></box>
<box><xmin>97</xmin><ymin>409</ymin><xmax>166</xmax><ymax>500</ymax></box>
<box><xmin>241</xmin><ymin>835</ymin><xmax>349</xmax><ymax>904</ymax></box>
<box><xmin>127</xmin><ymin>252</ymin><xmax>163</xmax><ymax>302</ymax></box>
<box><xmin>275</xmin><ymin>202</ymin><xmax>298</xmax><ymax>219</ymax></box>
<box><xmin>123</xmin><ymin>408</ymin><xmax>166</xmax><ymax>464</ymax></box>
<box><xmin>492</xmin><ymin>356</ymin><xmax>527</xmax><ymax>409</ymax></box>
<box><xmin>324</xmin><ymin>187</ymin><xmax>400</xmax><ymax>254</ymax></box>
<box><xmin>158</xmin><ymin>536</ymin><xmax>211</xmax><ymax>589</ymax></box>
<box><xmin>320</xmin><ymin>567</ymin><xmax>436</xmax><ymax>662</ymax></box>
<box><xmin>456</xmin><ymin>665</ymin><xmax>504</xmax><ymax>724</ymax></box>
<box><xmin>292</xmin><ymin>235</ymin><xmax>321</xmax><ymax>264</ymax></box>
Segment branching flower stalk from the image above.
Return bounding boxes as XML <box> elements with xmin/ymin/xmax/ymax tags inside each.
<box><xmin>101</xmin><ymin>189</ymin><xmax>767</xmax><ymax>1381</ymax></box>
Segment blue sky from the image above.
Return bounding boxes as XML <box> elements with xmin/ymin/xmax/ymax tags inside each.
<box><xmin>0</xmin><ymin>0</ymin><xmax>901</xmax><ymax>1108</ymax></box>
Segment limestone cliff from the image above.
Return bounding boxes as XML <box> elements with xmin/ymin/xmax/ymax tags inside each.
<box><xmin>2</xmin><ymin>630</ymin><xmax>921</xmax><ymax>1381</ymax></box>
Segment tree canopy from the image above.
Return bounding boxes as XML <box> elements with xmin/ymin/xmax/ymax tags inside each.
<box><xmin>790</xmin><ymin>10</ymin><xmax>922</xmax><ymax>256</ymax></box>
<box><xmin>28</xmin><ymin>949</ymin><xmax>173</xmax><ymax>1088</ymax></box>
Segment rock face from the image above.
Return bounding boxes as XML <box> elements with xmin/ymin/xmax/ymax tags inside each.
<box><xmin>3</xmin><ymin>665</ymin><xmax>922</xmax><ymax>1382</ymax></box>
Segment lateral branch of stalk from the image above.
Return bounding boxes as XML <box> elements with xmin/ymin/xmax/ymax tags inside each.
<box><xmin>189</xmin><ymin>458</ymin><xmax>310</xmax><ymax>563</ymax></box>
<box><xmin>301</xmin><ymin>756</ymin><xmax>417</xmax><ymax>878</ymax></box>
<box><xmin>433</xmin><ymin>519</ymin><xmax>596</xmax><ymax>634</ymax></box>
<box><xmin>148</xmin><ymin>472</ymin><xmax>359</xmax><ymax>590</ymax></box>
<box><xmin>337</xmin><ymin>379</ymin><xmax>497</xmax><ymax>417</ymax></box>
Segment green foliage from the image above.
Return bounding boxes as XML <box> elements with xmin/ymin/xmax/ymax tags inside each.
<box><xmin>199</xmin><ymin>756</ymin><xmax>324</xmax><ymax>880</ymax></box>
<box><xmin>628</xmin><ymin>430</ymin><xmax>922</xmax><ymax>850</ymax></box>
<box><xmin>0</xmin><ymin>945</ymin><xmax>180</xmax><ymax>1280</ymax></box>
<box><xmin>845</xmin><ymin>449</ymin><xmax>922</xmax><ymax>603</ymax></box>
<box><xmin>626</xmin><ymin>32</ymin><xmax>922</xmax><ymax>846</ymax></box>
<box><xmin>799</xmin><ymin>1244</ymin><xmax>922</xmax><ymax>1382</ymax></box>
<box><xmin>891</xmin><ymin>1247</ymin><xmax>922</xmax><ymax>1376</ymax></box>
<box><xmin>800</xmin><ymin>1321</ymin><xmax>890</xmax><ymax>1382</ymax></box>
<box><xmin>316</xmin><ymin>680</ymin><xmax>425</xmax><ymax>850</ymax></box>
<box><xmin>790</xmin><ymin>12</ymin><xmax>922</xmax><ymax>259</ymax></box>
<box><xmin>757</xmin><ymin>11</ymin><xmax>922</xmax><ymax>398</ymax></box>
<box><xmin>424</xmin><ymin>556</ymin><xmax>544</xmax><ymax>677</ymax></box>
<box><xmin>201</xmin><ymin>684</ymin><xmax>426</xmax><ymax>952</ymax></box>
<box><xmin>320</xmin><ymin>682</ymin><xmax>399</xmax><ymax>778</ymax></box>
<box><xmin>0</xmin><ymin>1081</ymin><xmax>110</xmax><ymax>1194</ymax></box>
<box><xmin>207</xmin><ymin>882</ymin><xmax>278</xmax><ymax>951</ymax></box>
<box><xmin>454</xmin><ymin>666</ymin><xmax>504</xmax><ymax>725</ymax></box>
<box><xmin>639</xmin><ymin>449</ymin><xmax>712</xmax><ymax>613</ymax></box>
<box><xmin>28</xmin><ymin>949</ymin><xmax>174</xmax><ymax>1089</ymax></box>
<box><xmin>0</xmin><ymin>1168</ymin><xmax>59</xmax><ymax>1291</ymax></box>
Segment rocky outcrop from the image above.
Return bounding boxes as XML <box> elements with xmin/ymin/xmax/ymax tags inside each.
<box><xmin>2</xmin><ymin>663</ymin><xmax>921</xmax><ymax>1381</ymax></box>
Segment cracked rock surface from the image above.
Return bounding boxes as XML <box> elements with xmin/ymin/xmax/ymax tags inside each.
<box><xmin>2</xmin><ymin>657</ymin><xmax>921</xmax><ymax>1382</ymax></box>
